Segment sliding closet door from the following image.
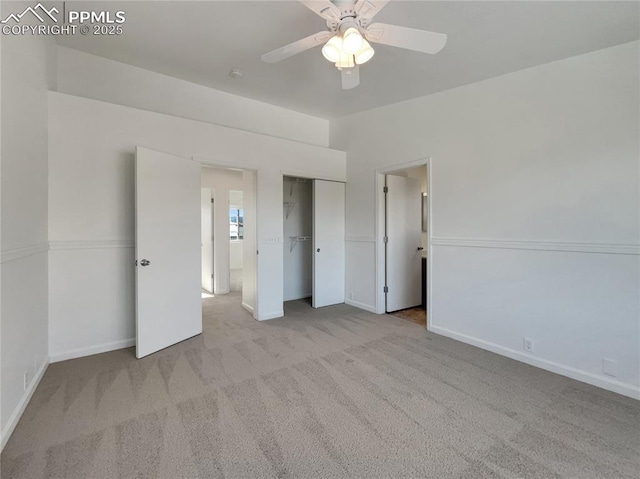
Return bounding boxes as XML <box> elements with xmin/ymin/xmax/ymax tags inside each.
<box><xmin>312</xmin><ymin>180</ymin><xmax>345</xmax><ymax>308</ymax></box>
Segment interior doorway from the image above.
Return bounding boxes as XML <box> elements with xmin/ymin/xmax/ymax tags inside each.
<box><xmin>377</xmin><ymin>162</ymin><xmax>429</xmax><ymax>327</ymax></box>
<box><xmin>201</xmin><ymin>188</ymin><xmax>214</xmax><ymax>295</ymax></box>
<box><xmin>229</xmin><ymin>189</ymin><xmax>244</xmax><ymax>293</ymax></box>
<box><xmin>201</xmin><ymin>165</ymin><xmax>257</xmax><ymax>317</ymax></box>
<box><xmin>282</xmin><ymin>175</ymin><xmax>346</xmax><ymax>310</ymax></box>
<box><xmin>134</xmin><ymin>147</ymin><xmax>258</xmax><ymax>359</ymax></box>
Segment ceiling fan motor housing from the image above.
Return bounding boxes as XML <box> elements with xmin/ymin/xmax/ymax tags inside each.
<box><xmin>325</xmin><ymin>0</ymin><xmax>367</xmax><ymax>33</ymax></box>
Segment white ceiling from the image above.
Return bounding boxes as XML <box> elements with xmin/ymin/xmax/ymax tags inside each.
<box><xmin>57</xmin><ymin>1</ymin><xmax>639</xmax><ymax>119</ymax></box>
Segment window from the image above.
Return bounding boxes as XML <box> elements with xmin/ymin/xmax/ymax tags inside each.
<box><xmin>230</xmin><ymin>208</ymin><xmax>244</xmax><ymax>240</ymax></box>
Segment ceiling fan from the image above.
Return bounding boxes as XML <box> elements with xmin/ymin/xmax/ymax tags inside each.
<box><xmin>261</xmin><ymin>0</ymin><xmax>447</xmax><ymax>89</ymax></box>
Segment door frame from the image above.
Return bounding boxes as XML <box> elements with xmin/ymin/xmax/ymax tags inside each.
<box><xmin>374</xmin><ymin>158</ymin><xmax>432</xmax><ymax>330</ymax></box>
<box><xmin>195</xmin><ymin>156</ymin><xmax>259</xmax><ymax>319</ymax></box>
<box><xmin>280</xmin><ymin>171</ymin><xmax>347</xmax><ymax>312</ymax></box>
<box><xmin>201</xmin><ymin>187</ymin><xmax>215</xmax><ymax>294</ymax></box>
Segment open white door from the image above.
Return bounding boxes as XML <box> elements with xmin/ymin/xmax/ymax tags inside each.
<box><xmin>312</xmin><ymin>180</ymin><xmax>345</xmax><ymax>308</ymax></box>
<box><xmin>136</xmin><ymin>147</ymin><xmax>202</xmax><ymax>358</ymax></box>
<box><xmin>385</xmin><ymin>175</ymin><xmax>422</xmax><ymax>312</ymax></box>
<box><xmin>201</xmin><ymin>188</ymin><xmax>214</xmax><ymax>293</ymax></box>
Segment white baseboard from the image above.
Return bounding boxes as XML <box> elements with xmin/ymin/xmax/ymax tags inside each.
<box><xmin>430</xmin><ymin>325</ymin><xmax>640</xmax><ymax>400</ymax></box>
<box><xmin>258</xmin><ymin>310</ymin><xmax>284</xmax><ymax>321</ymax></box>
<box><xmin>1</xmin><ymin>357</ymin><xmax>50</xmax><ymax>451</ymax></box>
<box><xmin>241</xmin><ymin>302</ymin><xmax>255</xmax><ymax>314</ymax></box>
<box><xmin>345</xmin><ymin>298</ymin><xmax>378</xmax><ymax>314</ymax></box>
<box><xmin>50</xmin><ymin>338</ymin><xmax>135</xmax><ymax>363</ymax></box>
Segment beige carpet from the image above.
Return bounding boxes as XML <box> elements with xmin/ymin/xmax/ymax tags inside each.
<box><xmin>2</xmin><ymin>293</ymin><xmax>639</xmax><ymax>478</ymax></box>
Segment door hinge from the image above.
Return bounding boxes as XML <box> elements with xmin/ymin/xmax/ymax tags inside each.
<box><xmin>211</xmin><ymin>198</ymin><xmax>214</xmax><ymax>203</ymax></box>
<box><xmin>211</xmin><ymin>274</ymin><xmax>214</xmax><ymax>279</ymax></box>
<box><xmin>383</xmin><ymin>186</ymin><xmax>388</xmax><ymax>193</ymax></box>
<box><xmin>383</xmin><ymin>286</ymin><xmax>389</xmax><ymax>293</ymax></box>
<box><xmin>383</xmin><ymin>236</ymin><xmax>388</xmax><ymax>244</ymax></box>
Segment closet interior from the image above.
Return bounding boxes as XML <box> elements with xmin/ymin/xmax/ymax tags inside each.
<box><xmin>283</xmin><ymin>176</ymin><xmax>312</xmax><ymax>301</ymax></box>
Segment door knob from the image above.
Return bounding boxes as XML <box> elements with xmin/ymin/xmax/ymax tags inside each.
<box><xmin>140</xmin><ymin>259</ymin><xmax>151</xmax><ymax>266</ymax></box>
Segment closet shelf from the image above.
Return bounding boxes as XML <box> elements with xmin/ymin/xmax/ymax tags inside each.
<box><xmin>285</xmin><ymin>177</ymin><xmax>309</xmax><ymax>197</ymax></box>
<box><xmin>283</xmin><ymin>201</ymin><xmax>296</xmax><ymax>219</ymax></box>
<box><xmin>289</xmin><ymin>236</ymin><xmax>312</xmax><ymax>252</ymax></box>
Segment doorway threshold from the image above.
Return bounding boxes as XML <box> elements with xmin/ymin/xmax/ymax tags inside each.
<box><xmin>388</xmin><ymin>307</ymin><xmax>426</xmax><ymax>327</ymax></box>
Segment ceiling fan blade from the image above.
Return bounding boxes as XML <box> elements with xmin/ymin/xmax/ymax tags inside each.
<box><xmin>366</xmin><ymin>23</ymin><xmax>447</xmax><ymax>54</ymax></box>
<box><xmin>299</xmin><ymin>0</ymin><xmax>341</xmax><ymax>21</ymax></box>
<box><xmin>341</xmin><ymin>66</ymin><xmax>360</xmax><ymax>90</ymax></box>
<box><xmin>356</xmin><ymin>0</ymin><xmax>390</xmax><ymax>21</ymax></box>
<box><xmin>262</xmin><ymin>31</ymin><xmax>332</xmax><ymax>63</ymax></box>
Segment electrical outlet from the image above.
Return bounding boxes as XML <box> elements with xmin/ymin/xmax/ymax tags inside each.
<box><xmin>602</xmin><ymin>358</ymin><xmax>617</xmax><ymax>377</ymax></box>
<box><xmin>23</xmin><ymin>372</ymin><xmax>30</xmax><ymax>391</ymax></box>
<box><xmin>523</xmin><ymin>337</ymin><xmax>535</xmax><ymax>353</ymax></box>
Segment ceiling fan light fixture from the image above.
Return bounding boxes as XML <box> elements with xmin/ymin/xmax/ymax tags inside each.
<box><xmin>261</xmin><ymin>0</ymin><xmax>448</xmax><ymax>90</ymax></box>
<box><xmin>335</xmin><ymin>51</ymin><xmax>354</xmax><ymax>70</ymax></box>
<box><xmin>321</xmin><ymin>35</ymin><xmax>342</xmax><ymax>63</ymax></box>
<box><xmin>354</xmin><ymin>39</ymin><xmax>375</xmax><ymax>65</ymax></box>
<box><xmin>342</xmin><ymin>27</ymin><xmax>363</xmax><ymax>55</ymax></box>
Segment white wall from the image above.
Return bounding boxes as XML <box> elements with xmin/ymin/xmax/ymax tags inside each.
<box><xmin>1</xmin><ymin>5</ymin><xmax>54</xmax><ymax>447</ymax></box>
<box><xmin>56</xmin><ymin>47</ymin><xmax>329</xmax><ymax>148</ymax></box>
<box><xmin>201</xmin><ymin>167</ymin><xmax>243</xmax><ymax>294</ymax></box>
<box><xmin>331</xmin><ymin>41</ymin><xmax>640</xmax><ymax>398</ymax></box>
<box><xmin>229</xmin><ymin>190</ymin><xmax>243</xmax><ymax>292</ymax></box>
<box><xmin>0</xmin><ymin>17</ymin><xmax>3</xmax><ymax>450</ymax></box>
<box><xmin>229</xmin><ymin>241</ymin><xmax>243</xmax><ymax>292</ymax></box>
<box><xmin>229</xmin><ymin>190</ymin><xmax>243</xmax><ymax>209</ymax></box>
<box><xmin>230</xmin><ymin>243</ymin><xmax>243</xmax><ymax>270</ymax></box>
<box><xmin>283</xmin><ymin>177</ymin><xmax>313</xmax><ymax>301</ymax></box>
<box><xmin>229</xmin><ymin>189</ymin><xmax>244</xmax><ymax>273</ymax></box>
<box><xmin>48</xmin><ymin>92</ymin><xmax>345</xmax><ymax>360</ymax></box>
<box><xmin>242</xmin><ymin>170</ymin><xmax>257</xmax><ymax>313</ymax></box>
